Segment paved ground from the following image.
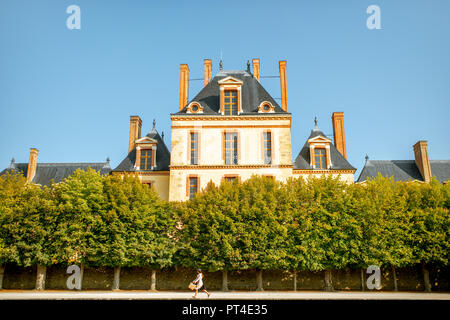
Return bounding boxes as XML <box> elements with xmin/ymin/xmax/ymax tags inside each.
<box><xmin>0</xmin><ymin>290</ymin><xmax>449</xmax><ymax>300</ymax></box>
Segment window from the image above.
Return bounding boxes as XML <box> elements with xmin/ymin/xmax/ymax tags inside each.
<box><xmin>224</xmin><ymin>175</ymin><xmax>238</xmax><ymax>182</ymax></box>
<box><xmin>263</xmin><ymin>132</ymin><xmax>272</xmax><ymax>164</ymax></box>
<box><xmin>189</xmin><ymin>177</ymin><xmax>198</xmax><ymax>199</ymax></box>
<box><xmin>224</xmin><ymin>90</ymin><xmax>238</xmax><ymax>115</ymax></box>
<box><xmin>140</xmin><ymin>149</ymin><xmax>153</xmax><ymax>170</ymax></box>
<box><xmin>190</xmin><ymin>132</ymin><xmax>198</xmax><ymax>165</ymax></box>
<box><xmin>314</xmin><ymin>148</ymin><xmax>327</xmax><ymax>169</ymax></box>
<box><xmin>224</xmin><ymin>132</ymin><xmax>238</xmax><ymax>165</ymax></box>
<box><xmin>143</xmin><ymin>182</ymin><xmax>153</xmax><ymax>189</ymax></box>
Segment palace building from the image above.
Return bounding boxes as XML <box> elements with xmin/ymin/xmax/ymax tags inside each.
<box><xmin>2</xmin><ymin>59</ymin><xmax>360</xmax><ymax>201</ymax></box>
<box><xmin>112</xmin><ymin>59</ymin><xmax>356</xmax><ymax>201</ymax></box>
<box><xmin>3</xmin><ymin>58</ymin><xmax>449</xmax><ymax>200</ymax></box>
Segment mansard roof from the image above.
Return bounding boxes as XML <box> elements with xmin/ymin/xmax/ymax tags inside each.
<box><xmin>357</xmin><ymin>159</ymin><xmax>450</xmax><ymax>183</ymax></box>
<box><xmin>112</xmin><ymin>129</ymin><xmax>170</xmax><ymax>172</ymax></box>
<box><xmin>293</xmin><ymin>127</ymin><xmax>356</xmax><ymax>171</ymax></box>
<box><xmin>1</xmin><ymin>161</ymin><xmax>111</xmax><ymax>186</ymax></box>
<box><xmin>174</xmin><ymin>70</ymin><xmax>289</xmax><ymax>115</ymax></box>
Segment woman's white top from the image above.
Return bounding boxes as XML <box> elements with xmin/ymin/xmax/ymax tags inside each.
<box><xmin>193</xmin><ymin>273</ymin><xmax>203</xmax><ymax>290</ymax></box>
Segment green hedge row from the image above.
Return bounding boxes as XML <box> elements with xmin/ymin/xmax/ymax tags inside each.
<box><xmin>1</xmin><ymin>169</ymin><xmax>449</xmax><ymax>276</ymax></box>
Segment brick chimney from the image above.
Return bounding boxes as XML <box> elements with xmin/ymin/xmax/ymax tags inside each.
<box><xmin>204</xmin><ymin>59</ymin><xmax>212</xmax><ymax>87</ymax></box>
<box><xmin>128</xmin><ymin>115</ymin><xmax>142</xmax><ymax>153</ymax></box>
<box><xmin>332</xmin><ymin>112</ymin><xmax>347</xmax><ymax>159</ymax></box>
<box><xmin>179</xmin><ymin>64</ymin><xmax>189</xmax><ymax>111</ymax></box>
<box><xmin>413</xmin><ymin>141</ymin><xmax>432</xmax><ymax>182</ymax></box>
<box><xmin>279</xmin><ymin>60</ymin><xmax>288</xmax><ymax>112</ymax></box>
<box><xmin>26</xmin><ymin>148</ymin><xmax>39</xmax><ymax>183</ymax></box>
<box><xmin>252</xmin><ymin>58</ymin><xmax>260</xmax><ymax>81</ymax></box>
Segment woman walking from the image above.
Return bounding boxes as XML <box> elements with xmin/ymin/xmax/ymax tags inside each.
<box><xmin>192</xmin><ymin>269</ymin><xmax>210</xmax><ymax>298</ymax></box>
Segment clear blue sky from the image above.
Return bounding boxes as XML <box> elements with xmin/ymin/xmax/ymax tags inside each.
<box><xmin>1</xmin><ymin>0</ymin><xmax>449</xmax><ymax>177</ymax></box>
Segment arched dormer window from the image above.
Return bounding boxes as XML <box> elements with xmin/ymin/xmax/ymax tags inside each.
<box><xmin>186</xmin><ymin>102</ymin><xmax>203</xmax><ymax>114</ymax></box>
<box><xmin>258</xmin><ymin>101</ymin><xmax>275</xmax><ymax>113</ymax></box>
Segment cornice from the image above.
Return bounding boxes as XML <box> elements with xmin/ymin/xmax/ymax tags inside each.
<box><xmin>292</xmin><ymin>169</ymin><xmax>356</xmax><ymax>174</ymax></box>
<box><xmin>170</xmin><ymin>164</ymin><xmax>294</xmax><ymax>170</ymax></box>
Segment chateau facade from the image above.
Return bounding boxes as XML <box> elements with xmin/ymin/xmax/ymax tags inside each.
<box><xmin>112</xmin><ymin>59</ymin><xmax>356</xmax><ymax>201</ymax></box>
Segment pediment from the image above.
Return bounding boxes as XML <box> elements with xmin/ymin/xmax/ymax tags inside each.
<box><xmin>308</xmin><ymin>136</ymin><xmax>331</xmax><ymax>144</ymax></box>
<box><xmin>135</xmin><ymin>136</ymin><xmax>158</xmax><ymax>144</ymax></box>
<box><xmin>218</xmin><ymin>76</ymin><xmax>243</xmax><ymax>85</ymax></box>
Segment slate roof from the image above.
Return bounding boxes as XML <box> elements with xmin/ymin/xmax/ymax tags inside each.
<box><xmin>112</xmin><ymin>129</ymin><xmax>170</xmax><ymax>172</ymax></box>
<box><xmin>293</xmin><ymin>127</ymin><xmax>356</xmax><ymax>170</ymax></box>
<box><xmin>0</xmin><ymin>161</ymin><xmax>112</xmax><ymax>186</ymax></box>
<box><xmin>174</xmin><ymin>70</ymin><xmax>289</xmax><ymax>115</ymax></box>
<box><xmin>357</xmin><ymin>160</ymin><xmax>450</xmax><ymax>183</ymax></box>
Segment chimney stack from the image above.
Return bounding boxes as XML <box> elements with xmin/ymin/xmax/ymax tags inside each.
<box><xmin>179</xmin><ymin>64</ymin><xmax>189</xmax><ymax>111</ymax></box>
<box><xmin>252</xmin><ymin>59</ymin><xmax>260</xmax><ymax>81</ymax></box>
<box><xmin>204</xmin><ymin>59</ymin><xmax>212</xmax><ymax>87</ymax></box>
<box><xmin>128</xmin><ymin>115</ymin><xmax>142</xmax><ymax>153</ymax></box>
<box><xmin>332</xmin><ymin>112</ymin><xmax>347</xmax><ymax>159</ymax></box>
<box><xmin>279</xmin><ymin>60</ymin><xmax>288</xmax><ymax>112</ymax></box>
<box><xmin>26</xmin><ymin>148</ymin><xmax>39</xmax><ymax>183</ymax></box>
<box><xmin>413</xmin><ymin>141</ymin><xmax>432</xmax><ymax>182</ymax></box>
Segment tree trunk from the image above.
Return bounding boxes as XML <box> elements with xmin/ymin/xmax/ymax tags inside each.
<box><xmin>0</xmin><ymin>265</ymin><xmax>5</xmax><ymax>290</ymax></box>
<box><xmin>79</xmin><ymin>264</ymin><xmax>84</xmax><ymax>291</ymax></box>
<box><xmin>422</xmin><ymin>263</ymin><xmax>431</xmax><ymax>293</ymax></box>
<box><xmin>360</xmin><ymin>268</ymin><xmax>365</xmax><ymax>291</ymax></box>
<box><xmin>150</xmin><ymin>270</ymin><xmax>156</xmax><ymax>291</ymax></box>
<box><xmin>392</xmin><ymin>265</ymin><xmax>398</xmax><ymax>291</ymax></box>
<box><xmin>324</xmin><ymin>270</ymin><xmax>333</xmax><ymax>291</ymax></box>
<box><xmin>256</xmin><ymin>270</ymin><xmax>263</xmax><ymax>291</ymax></box>
<box><xmin>293</xmin><ymin>271</ymin><xmax>297</xmax><ymax>291</ymax></box>
<box><xmin>35</xmin><ymin>265</ymin><xmax>46</xmax><ymax>290</ymax></box>
<box><xmin>222</xmin><ymin>270</ymin><xmax>228</xmax><ymax>291</ymax></box>
<box><xmin>113</xmin><ymin>266</ymin><xmax>121</xmax><ymax>290</ymax></box>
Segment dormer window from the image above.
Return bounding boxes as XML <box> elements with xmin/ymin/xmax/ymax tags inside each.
<box><xmin>135</xmin><ymin>136</ymin><xmax>158</xmax><ymax>171</ymax></box>
<box><xmin>186</xmin><ymin>102</ymin><xmax>203</xmax><ymax>114</ymax></box>
<box><xmin>258</xmin><ymin>101</ymin><xmax>275</xmax><ymax>113</ymax></box>
<box><xmin>218</xmin><ymin>76</ymin><xmax>243</xmax><ymax>115</ymax></box>
<box><xmin>307</xmin><ymin>135</ymin><xmax>332</xmax><ymax>169</ymax></box>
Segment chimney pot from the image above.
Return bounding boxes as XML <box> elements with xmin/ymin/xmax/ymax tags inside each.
<box><xmin>332</xmin><ymin>112</ymin><xmax>347</xmax><ymax>159</ymax></box>
<box><xmin>128</xmin><ymin>116</ymin><xmax>142</xmax><ymax>153</ymax></box>
<box><xmin>204</xmin><ymin>59</ymin><xmax>212</xmax><ymax>87</ymax></box>
<box><xmin>413</xmin><ymin>141</ymin><xmax>432</xmax><ymax>182</ymax></box>
<box><xmin>279</xmin><ymin>60</ymin><xmax>288</xmax><ymax>112</ymax></box>
<box><xmin>26</xmin><ymin>148</ymin><xmax>39</xmax><ymax>183</ymax></box>
<box><xmin>252</xmin><ymin>59</ymin><xmax>260</xmax><ymax>81</ymax></box>
<box><xmin>179</xmin><ymin>64</ymin><xmax>190</xmax><ymax>111</ymax></box>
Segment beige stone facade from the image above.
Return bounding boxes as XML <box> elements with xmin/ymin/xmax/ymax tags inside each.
<box><xmin>168</xmin><ymin>115</ymin><xmax>294</xmax><ymax>201</ymax></box>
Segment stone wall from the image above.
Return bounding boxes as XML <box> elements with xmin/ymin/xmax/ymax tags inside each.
<box><xmin>1</xmin><ymin>264</ymin><xmax>448</xmax><ymax>292</ymax></box>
